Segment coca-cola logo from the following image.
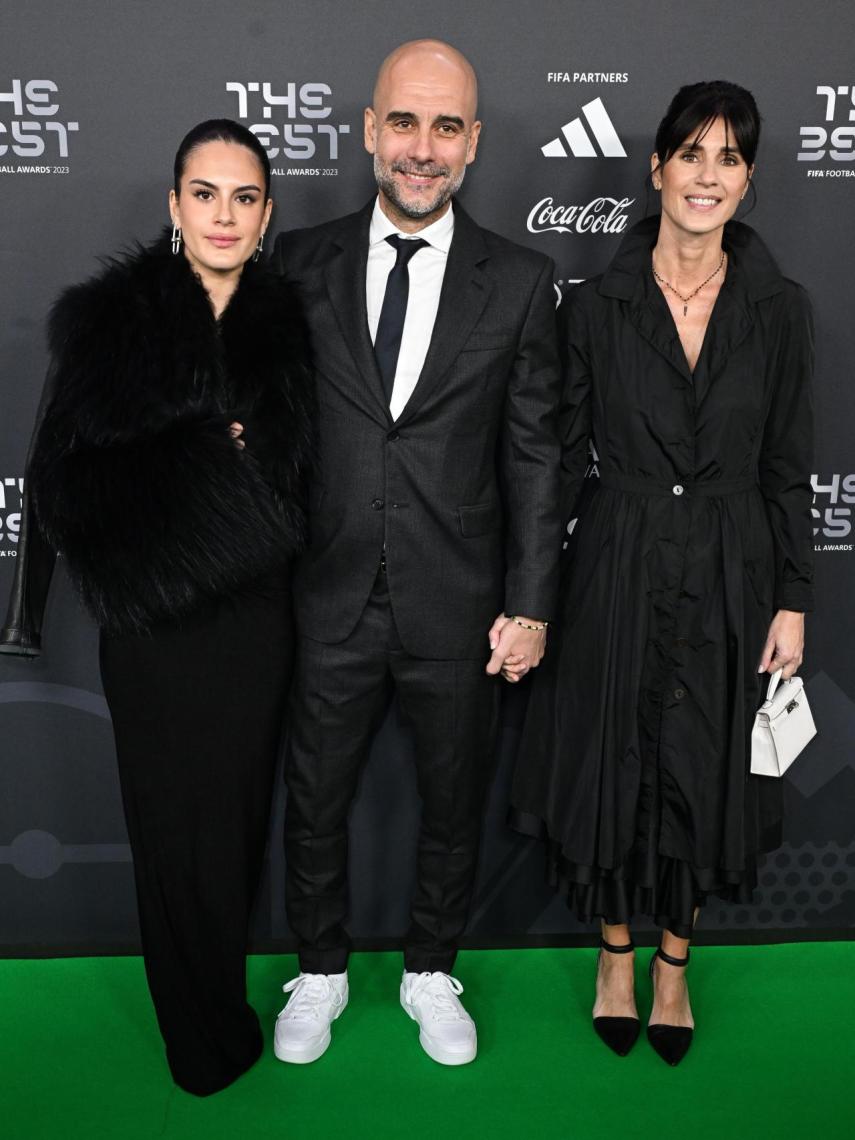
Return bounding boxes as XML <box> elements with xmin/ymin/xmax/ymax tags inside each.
<box><xmin>527</xmin><ymin>196</ymin><xmax>635</xmax><ymax>236</ymax></box>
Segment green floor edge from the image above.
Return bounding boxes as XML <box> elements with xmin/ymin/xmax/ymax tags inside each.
<box><xmin>2</xmin><ymin>944</ymin><xmax>852</xmax><ymax>1140</ymax></box>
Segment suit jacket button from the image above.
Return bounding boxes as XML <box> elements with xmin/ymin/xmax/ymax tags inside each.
<box><xmin>371</xmin><ymin>498</ymin><xmax>385</xmax><ymax>511</ymax></box>
<box><xmin>387</xmin><ymin>430</ymin><xmax>400</xmax><ymax>442</ymax></box>
<box><xmin>672</xmin><ymin>484</ymin><xmax>684</xmax><ymax>496</ymax></box>
<box><xmin>674</xmin><ymin>688</ymin><xmax>686</xmax><ymax>700</ymax></box>
<box><xmin>674</xmin><ymin>637</ymin><xmax>688</xmax><ymax>649</ymax></box>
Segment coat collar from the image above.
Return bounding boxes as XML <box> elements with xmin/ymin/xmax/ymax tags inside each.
<box><xmin>598</xmin><ymin>214</ymin><xmax>786</xmax><ymax>304</ymax></box>
<box><xmin>123</xmin><ymin>228</ymin><xmax>304</xmax><ymax>406</ymax></box>
<box><xmin>597</xmin><ymin>214</ymin><xmax>784</xmax><ymax>397</ymax></box>
<box><xmin>322</xmin><ymin>198</ymin><xmax>492</xmax><ymax>426</ymax></box>
<box><xmin>145</xmin><ymin>225</ymin><xmax>281</xmax><ymax>314</ymax></box>
<box><xmin>47</xmin><ymin>226</ymin><xmax>307</xmax><ymax>440</ymax></box>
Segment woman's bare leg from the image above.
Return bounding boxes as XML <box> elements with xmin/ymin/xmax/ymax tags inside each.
<box><xmin>649</xmin><ymin>912</ymin><xmax>697</xmax><ymax>1028</ymax></box>
<box><xmin>593</xmin><ymin>921</ymin><xmax>638</xmax><ymax>1019</ymax></box>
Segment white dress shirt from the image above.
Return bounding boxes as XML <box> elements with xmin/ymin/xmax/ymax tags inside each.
<box><xmin>366</xmin><ymin>198</ymin><xmax>454</xmax><ymax>421</ymax></box>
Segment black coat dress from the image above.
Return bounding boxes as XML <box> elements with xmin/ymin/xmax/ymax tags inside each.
<box><xmin>510</xmin><ymin>216</ymin><xmax>815</xmax><ymax>934</ymax></box>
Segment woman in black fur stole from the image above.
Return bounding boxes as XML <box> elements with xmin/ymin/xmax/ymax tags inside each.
<box><xmin>1</xmin><ymin>120</ymin><xmax>313</xmax><ymax>1096</ymax></box>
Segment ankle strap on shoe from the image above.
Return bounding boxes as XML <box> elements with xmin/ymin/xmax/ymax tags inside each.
<box><xmin>655</xmin><ymin>946</ymin><xmax>690</xmax><ymax>968</ymax></box>
<box><xmin>600</xmin><ymin>937</ymin><xmax>635</xmax><ymax>954</ymax></box>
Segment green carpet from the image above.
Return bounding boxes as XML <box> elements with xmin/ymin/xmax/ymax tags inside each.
<box><xmin>1</xmin><ymin>945</ymin><xmax>852</xmax><ymax>1139</ymax></box>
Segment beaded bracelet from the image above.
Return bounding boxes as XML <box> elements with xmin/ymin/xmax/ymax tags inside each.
<box><xmin>506</xmin><ymin>614</ymin><xmax>549</xmax><ymax>632</ymax></box>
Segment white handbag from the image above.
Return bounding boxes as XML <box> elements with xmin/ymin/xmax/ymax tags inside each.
<box><xmin>750</xmin><ymin>669</ymin><xmax>817</xmax><ymax>777</ymax></box>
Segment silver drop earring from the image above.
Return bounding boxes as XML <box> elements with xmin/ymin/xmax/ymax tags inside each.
<box><xmin>253</xmin><ymin>231</ymin><xmax>265</xmax><ymax>263</ymax></box>
<box><xmin>171</xmin><ymin>224</ymin><xmax>182</xmax><ymax>255</ymax></box>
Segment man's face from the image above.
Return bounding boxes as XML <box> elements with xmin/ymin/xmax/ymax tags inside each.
<box><xmin>365</xmin><ymin>49</ymin><xmax>481</xmax><ymax>227</ymax></box>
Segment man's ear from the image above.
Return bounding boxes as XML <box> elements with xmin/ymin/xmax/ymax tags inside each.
<box><xmin>466</xmin><ymin>121</ymin><xmax>482</xmax><ymax>165</ymax></box>
<box><xmin>364</xmin><ymin>106</ymin><xmax>377</xmax><ymax>155</ymax></box>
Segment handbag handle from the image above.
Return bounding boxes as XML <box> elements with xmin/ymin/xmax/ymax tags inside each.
<box><xmin>765</xmin><ymin>667</ymin><xmax>784</xmax><ymax>701</ymax></box>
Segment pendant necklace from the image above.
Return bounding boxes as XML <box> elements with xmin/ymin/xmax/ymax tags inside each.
<box><xmin>652</xmin><ymin>250</ymin><xmax>726</xmax><ymax>317</ymax></box>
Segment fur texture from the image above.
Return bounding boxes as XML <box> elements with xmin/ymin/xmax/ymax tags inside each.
<box><xmin>29</xmin><ymin>231</ymin><xmax>314</xmax><ymax>634</ymax></box>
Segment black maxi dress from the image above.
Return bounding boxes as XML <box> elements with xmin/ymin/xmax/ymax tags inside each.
<box><xmin>2</xmin><ymin>234</ymin><xmax>313</xmax><ymax>1095</ymax></box>
<box><xmin>510</xmin><ymin>216</ymin><xmax>815</xmax><ymax>935</ymax></box>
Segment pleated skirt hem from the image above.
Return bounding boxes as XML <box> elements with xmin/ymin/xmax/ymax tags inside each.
<box><xmin>509</xmin><ymin>808</ymin><xmax>781</xmax><ymax>938</ymax></box>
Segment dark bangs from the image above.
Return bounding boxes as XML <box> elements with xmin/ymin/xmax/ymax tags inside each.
<box><xmin>654</xmin><ymin>81</ymin><xmax>761</xmax><ymax>170</ymax></box>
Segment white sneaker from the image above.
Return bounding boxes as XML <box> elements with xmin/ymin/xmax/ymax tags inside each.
<box><xmin>400</xmin><ymin>971</ymin><xmax>477</xmax><ymax>1066</ymax></box>
<box><xmin>273</xmin><ymin>972</ymin><xmax>348</xmax><ymax>1064</ymax></box>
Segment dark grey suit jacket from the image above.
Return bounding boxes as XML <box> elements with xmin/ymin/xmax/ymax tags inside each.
<box><xmin>273</xmin><ymin>200</ymin><xmax>561</xmax><ymax>660</ymax></box>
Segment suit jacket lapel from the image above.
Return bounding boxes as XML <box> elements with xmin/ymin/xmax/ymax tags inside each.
<box><xmin>395</xmin><ymin>205</ymin><xmax>492</xmax><ymax>427</ymax></box>
<box><xmin>323</xmin><ymin>202</ymin><xmax>392</xmax><ymax>424</ymax></box>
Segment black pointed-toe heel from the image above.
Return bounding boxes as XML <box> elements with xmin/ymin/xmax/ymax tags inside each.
<box><xmin>647</xmin><ymin>947</ymin><xmax>694</xmax><ymax>1067</ymax></box>
<box><xmin>592</xmin><ymin>938</ymin><xmax>640</xmax><ymax>1057</ymax></box>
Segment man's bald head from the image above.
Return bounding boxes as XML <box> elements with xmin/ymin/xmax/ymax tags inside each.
<box><xmin>373</xmin><ymin>39</ymin><xmax>478</xmax><ymax>122</ymax></box>
<box><xmin>364</xmin><ymin>39</ymin><xmax>482</xmax><ymax>230</ymax></box>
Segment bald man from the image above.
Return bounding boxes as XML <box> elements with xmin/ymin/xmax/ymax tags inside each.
<box><xmin>273</xmin><ymin>40</ymin><xmax>561</xmax><ymax>1066</ymax></box>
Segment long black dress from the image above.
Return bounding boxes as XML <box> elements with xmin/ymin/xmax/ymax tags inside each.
<box><xmin>2</xmin><ymin>234</ymin><xmax>313</xmax><ymax>1094</ymax></box>
<box><xmin>510</xmin><ymin>217</ymin><xmax>815</xmax><ymax>935</ymax></box>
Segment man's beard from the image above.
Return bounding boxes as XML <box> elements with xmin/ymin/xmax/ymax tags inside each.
<box><xmin>373</xmin><ymin>156</ymin><xmax>466</xmax><ymax>220</ymax></box>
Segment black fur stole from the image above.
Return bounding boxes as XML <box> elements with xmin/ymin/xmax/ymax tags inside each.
<box><xmin>28</xmin><ymin>231</ymin><xmax>314</xmax><ymax>634</ymax></box>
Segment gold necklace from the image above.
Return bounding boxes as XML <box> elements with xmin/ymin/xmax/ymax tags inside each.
<box><xmin>651</xmin><ymin>250</ymin><xmax>726</xmax><ymax>317</ymax></box>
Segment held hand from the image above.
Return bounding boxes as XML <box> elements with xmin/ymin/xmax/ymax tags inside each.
<box><xmin>486</xmin><ymin>613</ymin><xmax>547</xmax><ymax>681</ymax></box>
<box><xmin>500</xmin><ymin>654</ymin><xmax>529</xmax><ymax>684</ymax></box>
<box><xmin>487</xmin><ymin>612</ymin><xmax>512</xmax><ymax>651</ymax></box>
<box><xmin>487</xmin><ymin>615</ymin><xmax>527</xmax><ymax>683</ymax></box>
<box><xmin>758</xmin><ymin>609</ymin><xmax>805</xmax><ymax>680</ymax></box>
<box><xmin>229</xmin><ymin>422</ymin><xmax>245</xmax><ymax>450</ymax></box>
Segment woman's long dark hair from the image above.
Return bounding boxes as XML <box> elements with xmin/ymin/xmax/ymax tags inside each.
<box><xmin>173</xmin><ymin>118</ymin><xmax>272</xmax><ymax>198</ymax></box>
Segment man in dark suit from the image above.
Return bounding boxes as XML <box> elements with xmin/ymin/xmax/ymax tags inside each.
<box><xmin>272</xmin><ymin>39</ymin><xmax>561</xmax><ymax>1067</ymax></box>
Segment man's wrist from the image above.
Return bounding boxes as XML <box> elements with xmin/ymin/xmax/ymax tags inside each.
<box><xmin>505</xmin><ymin>613</ymin><xmax>548</xmax><ymax>632</ymax></box>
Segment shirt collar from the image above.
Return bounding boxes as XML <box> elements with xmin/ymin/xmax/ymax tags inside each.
<box><xmin>369</xmin><ymin>197</ymin><xmax>455</xmax><ymax>253</ymax></box>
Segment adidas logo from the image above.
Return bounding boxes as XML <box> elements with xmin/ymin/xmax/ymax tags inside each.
<box><xmin>542</xmin><ymin>97</ymin><xmax>627</xmax><ymax>158</ymax></box>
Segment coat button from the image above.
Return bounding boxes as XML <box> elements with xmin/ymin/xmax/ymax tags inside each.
<box><xmin>387</xmin><ymin>430</ymin><xmax>400</xmax><ymax>442</ymax></box>
<box><xmin>674</xmin><ymin>637</ymin><xmax>688</xmax><ymax>649</ymax></box>
<box><xmin>371</xmin><ymin>498</ymin><xmax>385</xmax><ymax>511</ymax></box>
<box><xmin>674</xmin><ymin>688</ymin><xmax>686</xmax><ymax>700</ymax></box>
<box><xmin>672</xmin><ymin>484</ymin><xmax>684</xmax><ymax>496</ymax></box>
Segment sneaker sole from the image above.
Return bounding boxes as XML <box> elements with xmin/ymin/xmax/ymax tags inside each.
<box><xmin>401</xmin><ymin>998</ymin><xmax>477</xmax><ymax>1066</ymax></box>
<box><xmin>417</xmin><ymin>1030</ymin><xmax>477</xmax><ymax>1066</ymax></box>
<box><xmin>274</xmin><ymin>1029</ymin><xmax>331</xmax><ymax>1065</ymax></box>
<box><xmin>273</xmin><ymin>995</ymin><xmax>347</xmax><ymax>1065</ymax></box>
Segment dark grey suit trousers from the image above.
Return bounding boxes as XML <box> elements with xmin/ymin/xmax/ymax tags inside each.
<box><xmin>284</xmin><ymin>564</ymin><xmax>500</xmax><ymax>974</ymax></box>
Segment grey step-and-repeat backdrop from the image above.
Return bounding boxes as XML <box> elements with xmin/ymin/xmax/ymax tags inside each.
<box><xmin>2</xmin><ymin>1</ymin><xmax>854</xmax><ymax>955</ymax></box>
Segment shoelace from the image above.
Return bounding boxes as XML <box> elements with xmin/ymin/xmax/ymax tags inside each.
<box><xmin>404</xmin><ymin>972</ymin><xmax>466</xmax><ymax>1023</ymax></box>
<box><xmin>279</xmin><ymin>974</ymin><xmax>344</xmax><ymax>1022</ymax></box>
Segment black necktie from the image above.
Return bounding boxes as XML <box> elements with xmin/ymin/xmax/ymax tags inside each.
<box><xmin>374</xmin><ymin>234</ymin><xmax>428</xmax><ymax>406</ymax></box>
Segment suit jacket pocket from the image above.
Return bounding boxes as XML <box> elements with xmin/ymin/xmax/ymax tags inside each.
<box><xmin>457</xmin><ymin>501</ymin><xmax>502</xmax><ymax>538</ymax></box>
<box><xmin>459</xmin><ymin>332</ymin><xmax>515</xmax><ymax>353</ymax></box>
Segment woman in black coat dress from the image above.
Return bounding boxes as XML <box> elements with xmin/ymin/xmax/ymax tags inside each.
<box><xmin>509</xmin><ymin>82</ymin><xmax>814</xmax><ymax>1065</ymax></box>
<box><xmin>0</xmin><ymin>120</ymin><xmax>313</xmax><ymax>1095</ymax></box>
